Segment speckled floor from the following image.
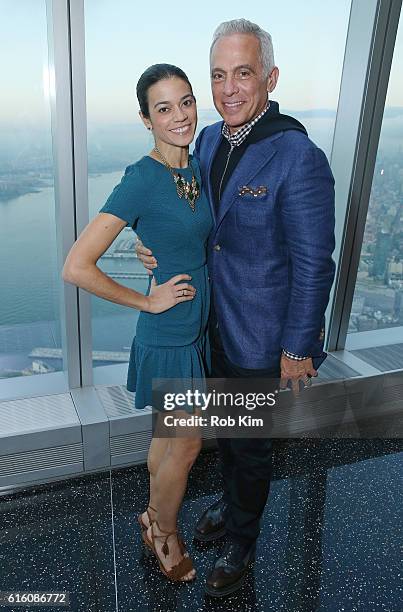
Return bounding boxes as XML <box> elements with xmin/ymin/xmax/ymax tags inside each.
<box><xmin>0</xmin><ymin>440</ymin><xmax>402</xmax><ymax>612</ymax></box>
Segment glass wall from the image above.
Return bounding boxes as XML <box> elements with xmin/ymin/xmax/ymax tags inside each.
<box><xmin>84</xmin><ymin>0</ymin><xmax>351</xmax><ymax>373</ymax></box>
<box><xmin>0</xmin><ymin>1</ymin><xmax>61</xmax><ymax>382</ymax></box>
<box><xmin>0</xmin><ymin>0</ymin><xmax>401</xmax><ymax>401</ymax></box>
<box><xmin>348</xmin><ymin>15</ymin><xmax>403</xmax><ymax>339</ymax></box>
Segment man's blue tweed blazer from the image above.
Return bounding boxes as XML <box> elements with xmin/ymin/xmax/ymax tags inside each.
<box><xmin>194</xmin><ymin>121</ymin><xmax>336</xmax><ymax>370</ymax></box>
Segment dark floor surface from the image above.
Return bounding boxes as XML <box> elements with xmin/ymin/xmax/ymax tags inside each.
<box><xmin>0</xmin><ymin>440</ymin><xmax>402</xmax><ymax>612</ymax></box>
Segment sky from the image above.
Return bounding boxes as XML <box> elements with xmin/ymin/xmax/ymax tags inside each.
<box><xmin>0</xmin><ymin>0</ymin><xmax>401</xmax><ymax>127</ymax></box>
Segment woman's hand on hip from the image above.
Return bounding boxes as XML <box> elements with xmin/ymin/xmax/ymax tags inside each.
<box><xmin>143</xmin><ymin>275</ymin><xmax>196</xmax><ymax>314</ymax></box>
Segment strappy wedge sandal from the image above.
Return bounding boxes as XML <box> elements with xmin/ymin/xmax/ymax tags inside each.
<box><xmin>142</xmin><ymin>519</ymin><xmax>195</xmax><ymax>582</ymax></box>
<box><xmin>137</xmin><ymin>505</ymin><xmax>157</xmax><ymax>531</ymax></box>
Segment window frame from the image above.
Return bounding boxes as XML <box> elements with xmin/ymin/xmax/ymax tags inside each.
<box><xmin>328</xmin><ymin>0</ymin><xmax>402</xmax><ymax>351</ymax></box>
<box><xmin>1</xmin><ymin>0</ymin><xmax>402</xmax><ymax>402</ymax></box>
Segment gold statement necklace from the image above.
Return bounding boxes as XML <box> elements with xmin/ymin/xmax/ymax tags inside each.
<box><xmin>153</xmin><ymin>145</ymin><xmax>200</xmax><ymax>212</ymax></box>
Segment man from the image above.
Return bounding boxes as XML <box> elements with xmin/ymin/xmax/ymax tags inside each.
<box><xmin>137</xmin><ymin>18</ymin><xmax>335</xmax><ymax>597</ymax></box>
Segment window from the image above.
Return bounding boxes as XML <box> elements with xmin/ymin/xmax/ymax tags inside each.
<box><xmin>84</xmin><ymin>0</ymin><xmax>351</xmax><ymax>373</ymax></box>
<box><xmin>347</xmin><ymin>15</ymin><xmax>403</xmax><ymax>342</ymax></box>
<box><xmin>0</xmin><ymin>1</ymin><xmax>60</xmax><ymax>384</ymax></box>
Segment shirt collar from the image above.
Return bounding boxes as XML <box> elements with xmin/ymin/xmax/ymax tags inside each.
<box><xmin>221</xmin><ymin>100</ymin><xmax>271</xmax><ymax>148</ymax></box>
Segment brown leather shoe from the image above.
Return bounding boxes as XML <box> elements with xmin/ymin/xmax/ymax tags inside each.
<box><xmin>193</xmin><ymin>497</ymin><xmax>227</xmax><ymax>542</ymax></box>
<box><xmin>205</xmin><ymin>538</ymin><xmax>256</xmax><ymax>598</ymax></box>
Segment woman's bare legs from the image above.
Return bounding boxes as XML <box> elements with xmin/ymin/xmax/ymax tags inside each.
<box><xmin>142</xmin><ymin>412</ymin><xmax>202</xmax><ymax>581</ymax></box>
<box><xmin>140</xmin><ymin>435</ymin><xmax>169</xmax><ymax>527</ymax></box>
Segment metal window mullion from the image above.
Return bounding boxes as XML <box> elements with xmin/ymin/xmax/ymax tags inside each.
<box><xmin>69</xmin><ymin>0</ymin><xmax>93</xmax><ymax>387</ymax></box>
<box><xmin>46</xmin><ymin>0</ymin><xmax>82</xmax><ymax>388</ymax></box>
<box><xmin>327</xmin><ymin>0</ymin><xmax>402</xmax><ymax>351</ymax></box>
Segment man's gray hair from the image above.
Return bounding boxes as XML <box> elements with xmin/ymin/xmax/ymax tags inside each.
<box><xmin>210</xmin><ymin>18</ymin><xmax>275</xmax><ymax>77</ymax></box>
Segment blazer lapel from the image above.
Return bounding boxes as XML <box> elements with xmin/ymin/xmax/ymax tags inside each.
<box><xmin>205</xmin><ymin>126</ymin><xmax>222</xmax><ymax>225</ymax></box>
<box><xmin>215</xmin><ymin>138</ymin><xmax>278</xmax><ymax>230</ymax></box>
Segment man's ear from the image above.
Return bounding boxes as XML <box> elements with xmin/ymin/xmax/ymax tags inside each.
<box><xmin>139</xmin><ymin>110</ymin><xmax>152</xmax><ymax>131</ymax></box>
<box><xmin>266</xmin><ymin>67</ymin><xmax>279</xmax><ymax>93</ymax></box>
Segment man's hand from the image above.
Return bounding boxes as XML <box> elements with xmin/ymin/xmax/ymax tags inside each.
<box><xmin>280</xmin><ymin>355</ymin><xmax>317</xmax><ymax>394</ymax></box>
<box><xmin>135</xmin><ymin>238</ymin><xmax>157</xmax><ymax>275</ymax></box>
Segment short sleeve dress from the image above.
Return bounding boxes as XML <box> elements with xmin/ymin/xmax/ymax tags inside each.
<box><xmin>98</xmin><ymin>155</ymin><xmax>213</xmax><ymax>409</ymax></box>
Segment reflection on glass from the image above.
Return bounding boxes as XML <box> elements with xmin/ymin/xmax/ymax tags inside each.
<box><xmin>0</xmin><ymin>1</ymin><xmax>60</xmax><ymax>381</ymax></box>
<box><xmin>348</xmin><ymin>16</ymin><xmax>403</xmax><ymax>336</ymax></box>
<box><xmin>84</xmin><ymin>0</ymin><xmax>351</xmax><ymax>369</ymax></box>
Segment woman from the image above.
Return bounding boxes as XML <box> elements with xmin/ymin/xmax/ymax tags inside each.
<box><xmin>62</xmin><ymin>64</ymin><xmax>213</xmax><ymax>582</ymax></box>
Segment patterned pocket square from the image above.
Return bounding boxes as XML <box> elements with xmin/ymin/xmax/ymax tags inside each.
<box><xmin>238</xmin><ymin>185</ymin><xmax>268</xmax><ymax>197</ymax></box>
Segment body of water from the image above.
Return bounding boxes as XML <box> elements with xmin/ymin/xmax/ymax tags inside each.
<box><xmin>0</xmin><ymin>170</ymin><xmax>149</xmax><ymax>375</ymax></box>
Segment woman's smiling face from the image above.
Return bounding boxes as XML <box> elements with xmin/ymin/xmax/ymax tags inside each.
<box><xmin>140</xmin><ymin>76</ymin><xmax>197</xmax><ymax>149</ymax></box>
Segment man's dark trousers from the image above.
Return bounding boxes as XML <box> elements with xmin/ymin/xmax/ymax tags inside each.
<box><xmin>209</xmin><ymin>321</ymin><xmax>281</xmax><ymax>545</ymax></box>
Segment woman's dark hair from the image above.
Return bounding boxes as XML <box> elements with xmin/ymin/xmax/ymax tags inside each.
<box><xmin>136</xmin><ymin>64</ymin><xmax>193</xmax><ymax>118</ymax></box>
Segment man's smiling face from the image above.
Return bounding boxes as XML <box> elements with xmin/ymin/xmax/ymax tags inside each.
<box><xmin>210</xmin><ymin>33</ymin><xmax>278</xmax><ymax>134</ymax></box>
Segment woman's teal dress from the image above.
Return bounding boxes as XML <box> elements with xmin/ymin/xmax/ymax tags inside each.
<box><xmin>98</xmin><ymin>155</ymin><xmax>213</xmax><ymax>409</ymax></box>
